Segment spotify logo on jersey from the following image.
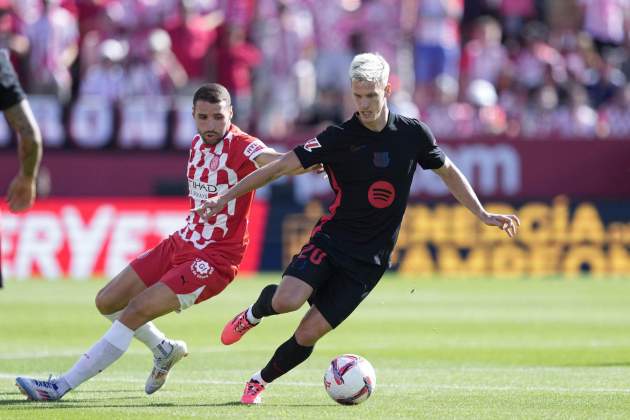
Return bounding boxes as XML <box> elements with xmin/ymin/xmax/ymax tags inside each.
<box><xmin>368</xmin><ymin>181</ymin><xmax>395</xmax><ymax>208</ymax></box>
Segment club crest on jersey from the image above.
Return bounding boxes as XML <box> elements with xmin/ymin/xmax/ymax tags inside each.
<box><xmin>190</xmin><ymin>258</ymin><xmax>214</xmax><ymax>279</ymax></box>
<box><xmin>209</xmin><ymin>155</ymin><xmax>220</xmax><ymax>171</ymax></box>
<box><xmin>373</xmin><ymin>152</ymin><xmax>390</xmax><ymax>168</ymax></box>
<box><xmin>303</xmin><ymin>138</ymin><xmax>321</xmax><ymax>152</ymax></box>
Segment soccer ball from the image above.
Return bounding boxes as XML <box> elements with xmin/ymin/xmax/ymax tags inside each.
<box><xmin>323</xmin><ymin>354</ymin><xmax>376</xmax><ymax>405</ymax></box>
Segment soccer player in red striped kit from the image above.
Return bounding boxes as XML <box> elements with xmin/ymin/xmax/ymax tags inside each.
<box><xmin>15</xmin><ymin>83</ymin><xmax>315</xmax><ymax>401</ymax></box>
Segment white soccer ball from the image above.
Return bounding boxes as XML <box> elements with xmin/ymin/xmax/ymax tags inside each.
<box><xmin>323</xmin><ymin>354</ymin><xmax>376</xmax><ymax>405</ymax></box>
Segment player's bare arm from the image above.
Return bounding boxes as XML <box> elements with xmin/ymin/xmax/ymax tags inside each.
<box><xmin>433</xmin><ymin>156</ymin><xmax>520</xmax><ymax>237</ymax></box>
<box><xmin>197</xmin><ymin>151</ymin><xmax>303</xmax><ymax>220</ymax></box>
<box><xmin>254</xmin><ymin>150</ymin><xmax>322</xmax><ymax>176</ymax></box>
<box><xmin>252</xmin><ymin>150</ymin><xmax>283</xmax><ymax>167</ymax></box>
<box><xmin>4</xmin><ymin>99</ymin><xmax>43</xmax><ymax>212</ymax></box>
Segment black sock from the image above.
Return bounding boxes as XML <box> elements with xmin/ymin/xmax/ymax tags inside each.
<box><xmin>251</xmin><ymin>284</ymin><xmax>278</xmax><ymax>319</ymax></box>
<box><xmin>260</xmin><ymin>335</ymin><xmax>314</xmax><ymax>383</ymax></box>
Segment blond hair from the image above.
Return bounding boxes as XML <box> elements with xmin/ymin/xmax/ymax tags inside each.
<box><xmin>348</xmin><ymin>53</ymin><xmax>390</xmax><ymax>86</ymax></box>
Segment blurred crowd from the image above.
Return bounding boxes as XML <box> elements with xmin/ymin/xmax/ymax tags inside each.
<box><xmin>2</xmin><ymin>0</ymin><xmax>630</xmax><ymax>140</ymax></box>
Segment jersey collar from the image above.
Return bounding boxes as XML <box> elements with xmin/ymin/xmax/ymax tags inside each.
<box><xmin>200</xmin><ymin>125</ymin><xmax>235</xmax><ymax>153</ymax></box>
<box><xmin>351</xmin><ymin>111</ymin><xmax>396</xmax><ymax>136</ymax></box>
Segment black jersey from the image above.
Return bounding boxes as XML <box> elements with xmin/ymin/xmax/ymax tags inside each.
<box><xmin>0</xmin><ymin>48</ymin><xmax>25</xmax><ymax>111</ymax></box>
<box><xmin>293</xmin><ymin>111</ymin><xmax>445</xmax><ymax>267</ymax></box>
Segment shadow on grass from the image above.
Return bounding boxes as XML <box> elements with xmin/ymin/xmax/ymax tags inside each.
<box><xmin>555</xmin><ymin>361</ymin><xmax>630</xmax><ymax>368</ymax></box>
<box><xmin>559</xmin><ymin>362</ymin><xmax>630</xmax><ymax>368</ymax></box>
<box><xmin>0</xmin><ymin>395</ymin><xmax>140</xmax><ymax>406</ymax></box>
<box><xmin>0</xmin><ymin>389</ymin><xmax>138</xmax><ymax>396</ymax></box>
<box><xmin>0</xmin><ymin>400</ymin><xmax>333</xmax><ymax>409</ymax></box>
<box><xmin>72</xmin><ymin>389</ymin><xmax>140</xmax><ymax>394</ymax></box>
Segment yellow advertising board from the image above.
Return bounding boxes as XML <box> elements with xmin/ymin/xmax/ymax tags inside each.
<box><xmin>283</xmin><ymin>196</ymin><xmax>630</xmax><ymax>277</ymax></box>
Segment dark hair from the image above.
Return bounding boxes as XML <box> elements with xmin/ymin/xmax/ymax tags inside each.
<box><xmin>193</xmin><ymin>83</ymin><xmax>231</xmax><ymax>107</ymax></box>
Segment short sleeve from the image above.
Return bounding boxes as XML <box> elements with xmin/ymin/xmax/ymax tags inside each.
<box><xmin>0</xmin><ymin>49</ymin><xmax>25</xmax><ymax>111</ymax></box>
<box><xmin>242</xmin><ymin>136</ymin><xmax>274</xmax><ymax>163</ymax></box>
<box><xmin>416</xmin><ymin>121</ymin><xmax>446</xmax><ymax>170</ymax></box>
<box><xmin>293</xmin><ymin>125</ymin><xmax>341</xmax><ymax>168</ymax></box>
<box><xmin>234</xmin><ymin>135</ymin><xmax>275</xmax><ymax>177</ymax></box>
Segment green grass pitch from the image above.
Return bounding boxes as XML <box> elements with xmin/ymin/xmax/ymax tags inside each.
<box><xmin>2</xmin><ymin>275</ymin><xmax>630</xmax><ymax>419</ymax></box>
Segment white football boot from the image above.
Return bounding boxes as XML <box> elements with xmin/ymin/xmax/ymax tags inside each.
<box><xmin>16</xmin><ymin>376</ymin><xmax>67</xmax><ymax>401</ymax></box>
<box><xmin>145</xmin><ymin>340</ymin><xmax>188</xmax><ymax>394</ymax></box>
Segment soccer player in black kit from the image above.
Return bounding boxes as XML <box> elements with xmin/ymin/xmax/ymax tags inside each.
<box><xmin>197</xmin><ymin>52</ymin><xmax>520</xmax><ymax>404</ymax></box>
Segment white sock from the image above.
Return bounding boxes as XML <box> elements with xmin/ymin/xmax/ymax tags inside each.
<box><xmin>251</xmin><ymin>371</ymin><xmax>267</xmax><ymax>386</ymax></box>
<box><xmin>61</xmin><ymin>321</ymin><xmax>134</xmax><ymax>389</ymax></box>
<box><xmin>54</xmin><ymin>377</ymin><xmax>72</xmax><ymax>396</ymax></box>
<box><xmin>103</xmin><ymin>310</ymin><xmax>167</xmax><ymax>356</ymax></box>
<box><xmin>246</xmin><ymin>306</ymin><xmax>261</xmax><ymax>325</ymax></box>
<box><xmin>102</xmin><ymin>310</ymin><xmax>124</xmax><ymax>323</ymax></box>
<box><xmin>135</xmin><ymin>323</ymin><xmax>168</xmax><ymax>354</ymax></box>
<box><xmin>153</xmin><ymin>340</ymin><xmax>174</xmax><ymax>359</ymax></box>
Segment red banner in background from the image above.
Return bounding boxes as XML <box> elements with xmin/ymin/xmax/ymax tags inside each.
<box><xmin>2</xmin><ymin>139</ymin><xmax>627</xmax><ymax>200</ymax></box>
<box><xmin>0</xmin><ymin>198</ymin><xmax>269</xmax><ymax>279</ymax></box>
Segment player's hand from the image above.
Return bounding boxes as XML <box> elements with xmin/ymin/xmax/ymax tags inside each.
<box><xmin>290</xmin><ymin>163</ymin><xmax>325</xmax><ymax>176</ymax></box>
<box><xmin>193</xmin><ymin>196</ymin><xmax>227</xmax><ymax>222</ymax></box>
<box><xmin>6</xmin><ymin>173</ymin><xmax>36</xmax><ymax>212</ymax></box>
<box><xmin>481</xmin><ymin>212</ymin><xmax>520</xmax><ymax>238</ymax></box>
<box><xmin>308</xmin><ymin>163</ymin><xmax>327</xmax><ymax>178</ymax></box>
<box><xmin>311</xmin><ymin>163</ymin><xmax>324</xmax><ymax>174</ymax></box>
<box><xmin>306</xmin><ymin>163</ymin><xmax>326</xmax><ymax>178</ymax></box>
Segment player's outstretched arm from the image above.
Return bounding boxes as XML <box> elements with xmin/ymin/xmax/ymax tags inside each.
<box><xmin>4</xmin><ymin>99</ymin><xmax>42</xmax><ymax>212</ymax></box>
<box><xmin>196</xmin><ymin>150</ymin><xmax>304</xmax><ymax>220</ymax></box>
<box><xmin>254</xmin><ymin>150</ymin><xmax>322</xmax><ymax>176</ymax></box>
<box><xmin>433</xmin><ymin>156</ymin><xmax>520</xmax><ymax>238</ymax></box>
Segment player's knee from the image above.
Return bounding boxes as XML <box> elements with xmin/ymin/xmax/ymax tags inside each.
<box><xmin>95</xmin><ymin>288</ymin><xmax>114</xmax><ymax>315</ymax></box>
<box><xmin>122</xmin><ymin>296</ymin><xmax>151</xmax><ymax>320</ymax></box>
<box><xmin>271</xmin><ymin>291</ymin><xmax>304</xmax><ymax>313</ymax></box>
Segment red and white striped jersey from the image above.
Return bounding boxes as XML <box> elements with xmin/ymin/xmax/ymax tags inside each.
<box><xmin>177</xmin><ymin>124</ymin><xmax>273</xmax><ymax>259</ymax></box>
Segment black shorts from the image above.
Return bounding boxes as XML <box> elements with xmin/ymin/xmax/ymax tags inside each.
<box><xmin>283</xmin><ymin>239</ymin><xmax>387</xmax><ymax>328</ymax></box>
<box><xmin>0</xmin><ymin>49</ymin><xmax>25</xmax><ymax>111</ymax></box>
